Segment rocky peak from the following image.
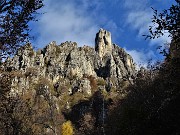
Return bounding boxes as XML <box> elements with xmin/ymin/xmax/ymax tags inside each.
<box><xmin>2</xmin><ymin>29</ymin><xmax>136</xmax><ymax>96</ymax></box>
<box><xmin>95</xmin><ymin>28</ymin><xmax>112</xmax><ymax>58</ymax></box>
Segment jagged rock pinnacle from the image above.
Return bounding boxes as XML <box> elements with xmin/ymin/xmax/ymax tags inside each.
<box><xmin>95</xmin><ymin>28</ymin><xmax>112</xmax><ymax>58</ymax></box>
<box><xmin>2</xmin><ymin>29</ymin><xmax>136</xmax><ymax>96</ymax></box>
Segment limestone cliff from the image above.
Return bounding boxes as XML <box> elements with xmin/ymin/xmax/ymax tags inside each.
<box><xmin>95</xmin><ymin>28</ymin><xmax>112</xmax><ymax>58</ymax></box>
<box><xmin>1</xmin><ymin>29</ymin><xmax>136</xmax><ymax>96</ymax></box>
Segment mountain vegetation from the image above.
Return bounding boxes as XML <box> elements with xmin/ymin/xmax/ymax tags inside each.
<box><xmin>0</xmin><ymin>0</ymin><xmax>179</xmax><ymax>135</ymax></box>
<box><xmin>0</xmin><ymin>0</ymin><xmax>44</xmax><ymax>60</ymax></box>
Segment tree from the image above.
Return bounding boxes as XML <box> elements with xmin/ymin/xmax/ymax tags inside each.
<box><xmin>106</xmin><ymin>1</ymin><xmax>180</xmax><ymax>135</ymax></box>
<box><xmin>61</xmin><ymin>121</ymin><xmax>74</xmax><ymax>135</ymax></box>
<box><xmin>145</xmin><ymin>0</ymin><xmax>180</xmax><ymax>58</ymax></box>
<box><xmin>0</xmin><ymin>0</ymin><xmax>44</xmax><ymax>60</ymax></box>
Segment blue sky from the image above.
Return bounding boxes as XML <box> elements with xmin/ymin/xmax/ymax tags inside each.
<box><xmin>30</xmin><ymin>0</ymin><xmax>175</xmax><ymax>66</ymax></box>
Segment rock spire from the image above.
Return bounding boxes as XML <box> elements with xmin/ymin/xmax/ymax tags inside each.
<box><xmin>2</xmin><ymin>29</ymin><xmax>136</xmax><ymax>96</ymax></box>
<box><xmin>95</xmin><ymin>28</ymin><xmax>112</xmax><ymax>58</ymax></box>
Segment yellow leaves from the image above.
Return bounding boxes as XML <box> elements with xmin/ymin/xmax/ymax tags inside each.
<box><xmin>61</xmin><ymin>120</ymin><xmax>74</xmax><ymax>135</ymax></box>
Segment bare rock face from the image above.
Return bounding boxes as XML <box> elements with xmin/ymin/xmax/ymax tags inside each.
<box><xmin>2</xmin><ymin>29</ymin><xmax>136</xmax><ymax>96</ymax></box>
<box><xmin>95</xmin><ymin>28</ymin><xmax>112</xmax><ymax>58</ymax></box>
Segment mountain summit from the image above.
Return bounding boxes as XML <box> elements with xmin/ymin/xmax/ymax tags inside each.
<box><xmin>2</xmin><ymin>29</ymin><xmax>136</xmax><ymax>96</ymax></box>
<box><xmin>95</xmin><ymin>28</ymin><xmax>112</xmax><ymax>58</ymax></box>
<box><xmin>1</xmin><ymin>29</ymin><xmax>137</xmax><ymax>134</ymax></box>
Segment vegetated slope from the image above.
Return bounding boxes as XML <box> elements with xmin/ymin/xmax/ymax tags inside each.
<box><xmin>106</xmin><ymin>41</ymin><xmax>180</xmax><ymax>135</ymax></box>
<box><xmin>0</xmin><ymin>29</ymin><xmax>136</xmax><ymax>134</ymax></box>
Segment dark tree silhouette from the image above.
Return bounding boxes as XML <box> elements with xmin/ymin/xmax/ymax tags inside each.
<box><xmin>146</xmin><ymin>0</ymin><xmax>179</xmax><ymax>40</ymax></box>
<box><xmin>144</xmin><ymin>0</ymin><xmax>180</xmax><ymax>58</ymax></box>
<box><xmin>0</xmin><ymin>0</ymin><xmax>44</xmax><ymax>60</ymax></box>
<box><xmin>106</xmin><ymin>1</ymin><xmax>180</xmax><ymax>135</ymax></box>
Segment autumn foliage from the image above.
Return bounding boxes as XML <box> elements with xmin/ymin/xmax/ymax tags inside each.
<box><xmin>61</xmin><ymin>121</ymin><xmax>74</xmax><ymax>135</ymax></box>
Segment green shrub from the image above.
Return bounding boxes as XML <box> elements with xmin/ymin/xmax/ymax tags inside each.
<box><xmin>28</xmin><ymin>51</ymin><xmax>34</xmax><ymax>57</ymax></box>
<box><xmin>97</xmin><ymin>78</ymin><xmax>106</xmax><ymax>86</ymax></box>
<box><xmin>25</xmin><ymin>67</ymin><xmax>37</xmax><ymax>77</ymax></box>
<box><xmin>34</xmin><ymin>77</ymin><xmax>55</xmax><ymax>96</ymax></box>
<box><xmin>70</xmin><ymin>93</ymin><xmax>88</xmax><ymax>107</ymax></box>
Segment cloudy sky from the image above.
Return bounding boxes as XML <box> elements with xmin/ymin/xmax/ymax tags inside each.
<box><xmin>30</xmin><ymin>0</ymin><xmax>175</xmax><ymax>66</ymax></box>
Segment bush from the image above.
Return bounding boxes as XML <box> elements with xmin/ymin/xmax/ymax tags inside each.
<box><xmin>61</xmin><ymin>120</ymin><xmax>74</xmax><ymax>135</ymax></box>
<box><xmin>97</xmin><ymin>78</ymin><xmax>106</xmax><ymax>86</ymax></box>
<box><xmin>28</xmin><ymin>51</ymin><xmax>34</xmax><ymax>57</ymax></box>
<box><xmin>86</xmin><ymin>75</ymin><xmax>97</xmax><ymax>91</ymax></box>
<box><xmin>11</xmin><ymin>70</ymin><xmax>24</xmax><ymax>78</ymax></box>
<box><xmin>70</xmin><ymin>92</ymin><xmax>88</xmax><ymax>107</ymax></box>
<box><xmin>34</xmin><ymin>77</ymin><xmax>55</xmax><ymax>96</ymax></box>
<box><xmin>25</xmin><ymin>67</ymin><xmax>37</xmax><ymax>77</ymax></box>
<box><xmin>55</xmin><ymin>45</ymin><xmax>62</xmax><ymax>56</ymax></box>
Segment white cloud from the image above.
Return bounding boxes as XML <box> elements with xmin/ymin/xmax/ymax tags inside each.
<box><xmin>149</xmin><ymin>31</ymin><xmax>171</xmax><ymax>46</ymax></box>
<box><xmin>125</xmin><ymin>48</ymin><xmax>157</xmax><ymax>68</ymax></box>
<box><xmin>28</xmin><ymin>0</ymin><xmax>169</xmax><ymax>66</ymax></box>
<box><xmin>29</xmin><ymin>0</ymin><xmax>121</xmax><ymax>48</ymax></box>
<box><xmin>32</xmin><ymin>0</ymin><xmax>101</xmax><ymax>47</ymax></box>
<box><xmin>127</xmin><ymin>11</ymin><xmax>152</xmax><ymax>35</ymax></box>
<box><xmin>123</xmin><ymin>0</ymin><xmax>171</xmax><ymax>46</ymax></box>
<box><xmin>124</xmin><ymin>0</ymin><xmax>153</xmax><ymax>36</ymax></box>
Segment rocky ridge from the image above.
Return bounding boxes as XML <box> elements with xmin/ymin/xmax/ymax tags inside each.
<box><xmin>2</xmin><ymin>29</ymin><xmax>136</xmax><ymax>97</ymax></box>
